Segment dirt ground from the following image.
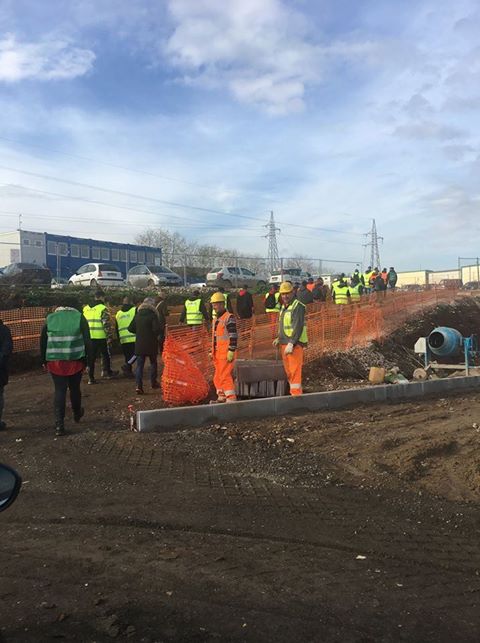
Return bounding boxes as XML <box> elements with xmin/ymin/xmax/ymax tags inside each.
<box><xmin>1</xmin><ymin>349</ymin><xmax>480</xmax><ymax>642</ymax></box>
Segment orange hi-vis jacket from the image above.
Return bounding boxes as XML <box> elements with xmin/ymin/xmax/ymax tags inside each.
<box><xmin>212</xmin><ymin>311</ymin><xmax>237</xmax><ymax>358</ymax></box>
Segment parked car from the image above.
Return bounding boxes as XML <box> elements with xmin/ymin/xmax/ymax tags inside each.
<box><xmin>0</xmin><ymin>463</ymin><xmax>22</xmax><ymax>513</ymax></box>
<box><xmin>269</xmin><ymin>268</ymin><xmax>311</xmax><ymax>285</ymax></box>
<box><xmin>462</xmin><ymin>281</ymin><xmax>480</xmax><ymax>290</ymax></box>
<box><xmin>51</xmin><ymin>277</ymin><xmax>69</xmax><ymax>290</ymax></box>
<box><xmin>68</xmin><ymin>263</ymin><xmax>124</xmax><ymax>288</ymax></box>
<box><xmin>438</xmin><ymin>279</ymin><xmax>463</xmax><ymax>289</ymax></box>
<box><xmin>206</xmin><ymin>266</ymin><xmax>266</xmax><ymax>289</ymax></box>
<box><xmin>127</xmin><ymin>265</ymin><xmax>183</xmax><ymax>288</ymax></box>
<box><xmin>0</xmin><ymin>262</ymin><xmax>51</xmax><ymax>286</ymax></box>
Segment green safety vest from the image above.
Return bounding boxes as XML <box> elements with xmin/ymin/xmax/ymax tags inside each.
<box><xmin>333</xmin><ymin>283</ymin><xmax>350</xmax><ymax>304</ymax></box>
<box><xmin>349</xmin><ymin>283</ymin><xmax>362</xmax><ymax>301</ymax></box>
<box><xmin>281</xmin><ymin>299</ymin><xmax>308</xmax><ymax>343</ymax></box>
<box><xmin>115</xmin><ymin>307</ymin><xmax>136</xmax><ymax>344</ymax></box>
<box><xmin>265</xmin><ymin>291</ymin><xmax>281</xmax><ymax>313</ymax></box>
<box><xmin>83</xmin><ymin>303</ymin><xmax>107</xmax><ymax>339</ymax></box>
<box><xmin>46</xmin><ymin>309</ymin><xmax>85</xmax><ymax>361</ymax></box>
<box><xmin>185</xmin><ymin>298</ymin><xmax>203</xmax><ymax>325</ymax></box>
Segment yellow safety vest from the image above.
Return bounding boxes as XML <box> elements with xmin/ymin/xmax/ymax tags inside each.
<box><xmin>265</xmin><ymin>291</ymin><xmax>281</xmax><ymax>313</ymax></box>
<box><xmin>333</xmin><ymin>283</ymin><xmax>350</xmax><ymax>304</ymax></box>
<box><xmin>83</xmin><ymin>303</ymin><xmax>107</xmax><ymax>339</ymax></box>
<box><xmin>185</xmin><ymin>298</ymin><xmax>203</xmax><ymax>325</ymax></box>
<box><xmin>115</xmin><ymin>307</ymin><xmax>136</xmax><ymax>344</ymax></box>
<box><xmin>281</xmin><ymin>299</ymin><xmax>308</xmax><ymax>343</ymax></box>
<box><xmin>349</xmin><ymin>284</ymin><xmax>362</xmax><ymax>301</ymax></box>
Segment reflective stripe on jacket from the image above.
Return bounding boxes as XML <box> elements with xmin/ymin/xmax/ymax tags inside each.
<box><xmin>83</xmin><ymin>303</ymin><xmax>107</xmax><ymax>339</ymax></box>
<box><xmin>185</xmin><ymin>298</ymin><xmax>203</xmax><ymax>325</ymax></box>
<box><xmin>115</xmin><ymin>307</ymin><xmax>136</xmax><ymax>344</ymax></box>
<box><xmin>212</xmin><ymin>311</ymin><xmax>237</xmax><ymax>357</ymax></box>
<box><xmin>279</xmin><ymin>299</ymin><xmax>308</xmax><ymax>344</ymax></box>
<box><xmin>265</xmin><ymin>291</ymin><xmax>281</xmax><ymax>313</ymax></box>
<box><xmin>333</xmin><ymin>283</ymin><xmax>350</xmax><ymax>304</ymax></box>
<box><xmin>349</xmin><ymin>284</ymin><xmax>362</xmax><ymax>301</ymax></box>
<box><xmin>46</xmin><ymin>309</ymin><xmax>85</xmax><ymax>361</ymax></box>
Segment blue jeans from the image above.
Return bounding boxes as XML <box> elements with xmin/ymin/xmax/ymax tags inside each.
<box><xmin>135</xmin><ymin>354</ymin><xmax>158</xmax><ymax>388</ymax></box>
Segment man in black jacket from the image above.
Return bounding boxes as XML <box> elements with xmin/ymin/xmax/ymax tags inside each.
<box><xmin>128</xmin><ymin>297</ymin><xmax>161</xmax><ymax>395</ymax></box>
<box><xmin>236</xmin><ymin>285</ymin><xmax>254</xmax><ymax>319</ymax></box>
<box><xmin>296</xmin><ymin>281</ymin><xmax>314</xmax><ymax>305</ymax></box>
<box><xmin>0</xmin><ymin>320</ymin><xmax>13</xmax><ymax>430</ymax></box>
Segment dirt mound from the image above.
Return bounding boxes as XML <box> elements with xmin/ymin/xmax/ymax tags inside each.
<box><xmin>306</xmin><ymin>297</ymin><xmax>480</xmax><ymax>383</ymax></box>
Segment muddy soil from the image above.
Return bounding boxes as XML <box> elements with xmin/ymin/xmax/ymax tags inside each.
<box><xmin>1</xmin><ymin>352</ymin><xmax>480</xmax><ymax>642</ymax></box>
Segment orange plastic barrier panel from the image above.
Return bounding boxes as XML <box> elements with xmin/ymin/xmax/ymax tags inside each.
<box><xmin>161</xmin><ymin>334</ymin><xmax>210</xmax><ymax>405</ymax></box>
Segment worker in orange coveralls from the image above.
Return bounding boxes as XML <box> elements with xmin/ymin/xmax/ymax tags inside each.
<box><xmin>273</xmin><ymin>281</ymin><xmax>308</xmax><ymax>396</ymax></box>
<box><xmin>210</xmin><ymin>292</ymin><xmax>237</xmax><ymax>403</ymax></box>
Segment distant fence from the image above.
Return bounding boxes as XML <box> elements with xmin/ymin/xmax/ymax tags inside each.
<box><xmin>161</xmin><ymin>289</ymin><xmax>461</xmax><ymax>404</ymax></box>
<box><xmin>2</xmin><ymin>289</ymin><xmax>461</xmax><ymax>358</ymax></box>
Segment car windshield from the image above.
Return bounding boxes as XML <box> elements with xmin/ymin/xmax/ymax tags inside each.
<box><xmin>148</xmin><ymin>266</ymin><xmax>171</xmax><ymax>274</ymax></box>
<box><xmin>99</xmin><ymin>264</ymin><xmax>120</xmax><ymax>272</ymax></box>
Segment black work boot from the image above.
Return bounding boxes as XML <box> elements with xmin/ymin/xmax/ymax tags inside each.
<box><xmin>55</xmin><ymin>424</ymin><xmax>66</xmax><ymax>437</ymax></box>
<box><xmin>73</xmin><ymin>407</ymin><xmax>84</xmax><ymax>423</ymax></box>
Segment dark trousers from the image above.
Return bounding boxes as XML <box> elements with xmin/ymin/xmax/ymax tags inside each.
<box><xmin>121</xmin><ymin>342</ymin><xmax>135</xmax><ymax>372</ymax></box>
<box><xmin>88</xmin><ymin>339</ymin><xmax>111</xmax><ymax>379</ymax></box>
<box><xmin>0</xmin><ymin>385</ymin><xmax>4</xmax><ymax>422</ymax></box>
<box><xmin>51</xmin><ymin>371</ymin><xmax>82</xmax><ymax>426</ymax></box>
<box><xmin>136</xmin><ymin>354</ymin><xmax>158</xmax><ymax>388</ymax></box>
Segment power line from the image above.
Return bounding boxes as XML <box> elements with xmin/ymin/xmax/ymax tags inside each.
<box><xmin>0</xmin><ymin>164</ymin><xmax>364</xmax><ymax>236</ymax></box>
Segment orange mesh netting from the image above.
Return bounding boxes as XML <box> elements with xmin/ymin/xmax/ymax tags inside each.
<box><xmin>162</xmin><ymin>289</ymin><xmax>461</xmax><ymax>405</ymax></box>
<box><xmin>161</xmin><ymin>333</ymin><xmax>210</xmax><ymax>405</ymax></box>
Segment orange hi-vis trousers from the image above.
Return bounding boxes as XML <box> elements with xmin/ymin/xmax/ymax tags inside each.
<box><xmin>281</xmin><ymin>344</ymin><xmax>304</xmax><ymax>395</ymax></box>
<box><xmin>213</xmin><ymin>356</ymin><xmax>236</xmax><ymax>401</ymax></box>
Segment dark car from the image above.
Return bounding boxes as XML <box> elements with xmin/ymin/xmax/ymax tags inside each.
<box><xmin>462</xmin><ymin>281</ymin><xmax>480</xmax><ymax>290</ymax></box>
<box><xmin>0</xmin><ymin>263</ymin><xmax>52</xmax><ymax>285</ymax></box>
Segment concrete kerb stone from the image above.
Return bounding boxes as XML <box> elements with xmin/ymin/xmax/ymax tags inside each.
<box><xmin>136</xmin><ymin>376</ymin><xmax>480</xmax><ymax>432</ymax></box>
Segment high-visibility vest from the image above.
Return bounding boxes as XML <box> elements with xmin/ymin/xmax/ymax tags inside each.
<box><xmin>185</xmin><ymin>298</ymin><xmax>203</xmax><ymax>325</ymax></box>
<box><xmin>265</xmin><ymin>291</ymin><xmax>281</xmax><ymax>313</ymax></box>
<box><xmin>333</xmin><ymin>283</ymin><xmax>350</xmax><ymax>304</ymax></box>
<box><xmin>83</xmin><ymin>303</ymin><xmax>107</xmax><ymax>339</ymax></box>
<box><xmin>115</xmin><ymin>307</ymin><xmax>136</xmax><ymax>344</ymax></box>
<box><xmin>349</xmin><ymin>283</ymin><xmax>362</xmax><ymax>301</ymax></box>
<box><xmin>280</xmin><ymin>299</ymin><xmax>308</xmax><ymax>343</ymax></box>
<box><xmin>46</xmin><ymin>309</ymin><xmax>85</xmax><ymax>361</ymax></box>
<box><xmin>363</xmin><ymin>272</ymin><xmax>371</xmax><ymax>287</ymax></box>
<box><xmin>212</xmin><ymin>311</ymin><xmax>235</xmax><ymax>357</ymax></box>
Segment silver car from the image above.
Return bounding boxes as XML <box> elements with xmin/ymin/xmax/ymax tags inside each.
<box><xmin>206</xmin><ymin>266</ymin><xmax>266</xmax><ymax>288</ymax></box>
<box><xmin>127</xmin><ymin>264</ymin><xmax>183</xmax><ymax>288</ymax></box>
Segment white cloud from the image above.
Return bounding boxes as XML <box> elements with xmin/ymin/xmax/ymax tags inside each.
<box><xmin>163</xmin><ymin>0</ymin><xmax>378</xmax><ymax>115</ymax></box>
<box><xmin>0</xmin><ymin>33</ymin><xmax>95</xmax><ymax>82</ymax></box>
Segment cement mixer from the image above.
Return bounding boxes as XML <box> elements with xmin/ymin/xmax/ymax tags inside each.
<box><xmin>414</xmin><ymin>326</ymin><xmax>479</xmax><ymax>376</ymax></box>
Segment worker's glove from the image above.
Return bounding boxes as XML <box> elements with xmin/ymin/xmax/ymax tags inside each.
<box><xmin>284</xmin><ymin>342</ymin><xmax>294</xmax><ymax>355</ymax></box>
<box><xmin>227</xmin><ymin>350</ymin><xmax>235</xmax><ymax>363</ymax></box>
<box><xmin>272</xmin><ymin>338</ymin><xmax>280</xmax><ymax>347</ymax></box>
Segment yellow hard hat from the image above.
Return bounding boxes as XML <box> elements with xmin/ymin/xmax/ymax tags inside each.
<box><xmin>279</xmin><ymin>281</ymin><xmax>294</xmax><ymax>294</ymax></box>
<box><xmin>210</xmin><ymin>292</ymin><xmax>225</xmax><ymax>303</ymax></box>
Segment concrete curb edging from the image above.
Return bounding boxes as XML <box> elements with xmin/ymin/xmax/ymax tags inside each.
<box><xmin>136</xmin><ymin>375</ymin><xmax>480</xmax><ymax>432</ymax></box>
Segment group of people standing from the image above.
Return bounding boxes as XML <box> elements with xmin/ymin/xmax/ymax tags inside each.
<box><xmin>40</xmin><ymin>291</ymin><xmax>168</xmax><ymax>436</ymax></box>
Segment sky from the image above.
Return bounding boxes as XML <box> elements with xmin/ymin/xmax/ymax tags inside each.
<box><xmin>1</xmin><ymin>0</ymin><xmax>480</xmax><ymax>271</ymax></box>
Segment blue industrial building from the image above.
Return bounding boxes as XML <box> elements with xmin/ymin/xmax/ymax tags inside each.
<box><xmin>0</xmin><ymin>230</ymin><xmax>162</xmax><ymax>279</ymax></box>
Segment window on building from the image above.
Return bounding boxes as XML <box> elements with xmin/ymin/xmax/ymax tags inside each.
<box><xmin>81</xmin><ymin>245</ymin><xmax>89</xmax><ymax>258</ymax></box>
<box><xmin>92</xmin><ymin>247</ymin><xmax>101</xmax><ymax>260</ymax></box>
<box><xmin>101</xmin><ymin>247</ymin><xmax>110</xmax><ymax>260</ymax></box>
<box><xmin>58</xmin><ymin>242</ymin><xmax>68</xmax><ymax>257</ymax></box>
<box><xmin>35</xmin><ymin>240</ymin><xmax>42</xmax><ymax>247</ymax></box>
<box><xmin>120</xmin><ymin>248</ymin><xmax>127</xmax><ymax>261</ymax></box>
<box><xmin>47</xmin><ymin>241</ymin><xmax>57</xmax><ymax>256</ymax></box>
<box><xmin>154</xmin><ymin>254</ymin><xmax>161</xmax><ymax>266</ymax></box>
<box><xmin>111</xmin><ymin>248</ymin><xmax>119</xmax><ymax>261</ymax></box>
<box><xmin>137</xmin><ymin>251</ymin><xmax>145</xmax><ymax>264</ymax></box>
<box><xmin>71</xmin><ymin>244</ymin><xmax>80</xmax><ymax>258</ymax></box>
<box><xmin>146</xmin><ymin>252</ymin><xmax>154</xmax><ymax>264</ymax></box>
<box><xmin>23</xmin><ymin>238</ymin><xmax>30</xmax><ymax>246</ymax></box>
<box><xmin>130</xmin><ymin>250</ymin><xmax>137</xmax><ymax>263</ymax></box>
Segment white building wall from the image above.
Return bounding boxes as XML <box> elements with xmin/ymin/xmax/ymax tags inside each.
<box><xmin>19</xmin><ymin>230</ymin><xmax>47</xmax><ymax>266</ymax></box>
<box><xmin>461</xmin><ymin>264</ymin><xmax>480</xmax><ymax>283</ymax></box>
<box><xmin>396</xmin><ymin>270</ymin><xmax>431</xmax><ymax>287</ymax></box>
<box><xmin>0</xmin><ymin>231</ymin><xmax>21</xmax><ymax>267</ymax></box>
<box><xmin>429</xmin><ymin>269</ymin><xmax>461</xmax><ymax>284</ymax></box>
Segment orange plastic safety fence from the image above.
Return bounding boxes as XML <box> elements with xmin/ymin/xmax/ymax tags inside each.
<box><xmin>1</xmin><ymin>307</ymin><xmax>51</xmax><ymax>353</ymax></box>
<box><xmin>161</xmin><ymin>333</ymin><xmax>210</xmax><ymax>405</ymax></box>
<box><xmin>162</xmin><ymin>289</ymin><xmax>457</xmax><ymax>405</ymax></box>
